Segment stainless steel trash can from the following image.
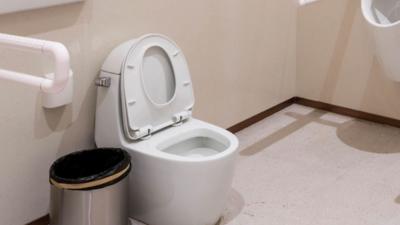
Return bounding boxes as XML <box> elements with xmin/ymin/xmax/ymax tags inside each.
<box><xmin>49</xmin><ymin>148</ymin><xmax>131</xmax><ymax>225</ymax></box>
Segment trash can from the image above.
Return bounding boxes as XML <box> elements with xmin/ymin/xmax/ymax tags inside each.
<box><xmin>49</xmin><ymin>148</ymin><xmax>131</xmax><ymax>225</ymax></box>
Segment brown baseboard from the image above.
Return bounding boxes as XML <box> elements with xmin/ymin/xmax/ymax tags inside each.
<box><xmin>27</xmin><ymin>96</ymin><xmax>400</xmax><ymax>225</ymax></box>
<box><xmin>228</xmin><ymin>97</ymin><xmax>400</xmax><ymax>133</ymax></box>
<box><xmin>294</xmin><ymin>97</ymin><xmax>400</xmax><ymax>129</ymax></box>
<box><xmin>26</xmin><ymin>215</ymin><xmax>49</xmax><ymax>225</ymax></box>
<box><xmin>227</xmin><ymin>97</ymin><xmax>297</xmax><ymax>133</ymax></box>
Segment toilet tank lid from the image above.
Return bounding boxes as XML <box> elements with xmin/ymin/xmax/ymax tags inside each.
<box><xmin>101</xmin><ymin>39</ymin><xmax>138</xmax><ymax>75</ymax></box>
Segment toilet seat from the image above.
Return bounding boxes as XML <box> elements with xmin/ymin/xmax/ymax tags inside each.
<box><xmin>120</xmin><ymin>34</ymin><xmax>195</xmax><ymax>140</ymax></box>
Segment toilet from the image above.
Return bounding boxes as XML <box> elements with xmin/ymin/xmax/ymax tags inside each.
<box><xmin>95</xmin><ymin>34</ymin><xmax>239</xmax><ymax>225</ymax></box>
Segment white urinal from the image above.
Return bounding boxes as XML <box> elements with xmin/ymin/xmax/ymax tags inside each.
<box><xmin>362</xmin><ymin>0</ymin><xmax>400</xmax><ymax>81</ymax></box>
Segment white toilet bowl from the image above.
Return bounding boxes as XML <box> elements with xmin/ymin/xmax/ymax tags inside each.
<box><xmin>95</xmin><ymin>34</ymin><xmax>238</xmax><ymax>225</ymax></box>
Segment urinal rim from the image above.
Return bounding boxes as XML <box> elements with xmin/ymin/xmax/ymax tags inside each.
<box><xmin>361</xmin><ymin>0</ymin><xmax>400</xmax><ymax>28</ymax></box>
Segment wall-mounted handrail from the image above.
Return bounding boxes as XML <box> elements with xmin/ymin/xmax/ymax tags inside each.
<box><xmin>0</xmin><ymin>33</ymin><xmax>71</xmax><ymax>94</ymax></box>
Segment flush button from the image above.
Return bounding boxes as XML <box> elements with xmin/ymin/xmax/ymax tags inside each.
<box><xmin>95</xmin><ymin>77</ymin><xmax>111</xmax><ymax>87</ymax></box>
<box><xmin>128</xmin><ymin>100</ymin><xmax>136</xmax><ymax>106</ymax></box>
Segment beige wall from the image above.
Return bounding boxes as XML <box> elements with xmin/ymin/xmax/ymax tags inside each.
<box><xmin>5</xmin><ymin>0</ymin><xmax>400</xmax><ymax>224</ymax></box>
<box><xmin>0</xmin><ymin>1</ymin><xmax>297</xmax><ymax>224</ymax></box>
<box><xmin>297</xmin><ymin>0</ymin><xmax>400</xmax><ymax>119</ymax></box>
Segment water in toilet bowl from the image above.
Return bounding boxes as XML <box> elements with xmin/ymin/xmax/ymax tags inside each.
<box><xmin>160</xmin><ymin>136</ymin><xmax>227</xmax><ymax>158</ymax></box>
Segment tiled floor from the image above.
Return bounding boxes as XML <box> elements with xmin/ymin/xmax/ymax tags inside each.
<box><xmin>132</xmin><ymin>104</ymin><xmax>400</xmax><ymax>225</ymax></box>
<box><xmin>222</xmin><ymin>104</ymin><xmax>400</xmax><ymax>225</ymax></box>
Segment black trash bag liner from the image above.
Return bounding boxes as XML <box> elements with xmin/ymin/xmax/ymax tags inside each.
<box><xmin>50</xmin><ymin>148</ymin><xmax>131</xmax><ymax>190</ymax></box>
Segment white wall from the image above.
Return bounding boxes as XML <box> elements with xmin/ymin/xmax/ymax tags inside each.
<box><xmin>0</xmin><ymin>1</ymin><xmax>297</xmax><ymax>224</ymax></box>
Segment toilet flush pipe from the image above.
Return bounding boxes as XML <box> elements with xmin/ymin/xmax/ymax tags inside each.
<box><xmin>0</xmin><ymin>33</ymin><xmax>71</xmax><ymax>94</ymax></box>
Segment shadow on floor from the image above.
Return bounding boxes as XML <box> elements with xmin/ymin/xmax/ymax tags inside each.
<box><xmin>337</xmin><ymin>119</ymin><xmax>400</xmax><ymax>154</ymax></box>
<box><xmin>240</xmin><ymin>107</ymin><xmax>400</xmax><ymax>156</ymax></box>
<box><xmin>394</xmin><ymin>195</ymin><xmax>400</xmax><ymax>205</ymax></box>
<box><xmin>221</xmin><ymin>189</ymin><xmax>245</xmax><ymax>225</ymax></box>
<box><xmin>240</xmin><ymin>109</ymin><xmax>331</xmax><ymax>156</ymax></box>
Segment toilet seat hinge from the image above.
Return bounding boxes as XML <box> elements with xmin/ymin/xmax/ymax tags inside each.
<box><xmin>172</xmin><ymin>110</ymin><xmax>192</xmax><ymax>126</ymax></box>
<box><xmin>133</xmin><ymin>126</ymin><xmax>153</xmax><ymax>140</ymax></box>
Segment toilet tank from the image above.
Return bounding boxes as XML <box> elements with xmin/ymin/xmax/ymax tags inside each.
<box><xmin>95</xmin><ymin>72</ymin><xmax>126</xmax><ymax>148</ymax></box>
<box><xmin>95</xmin><ymin>40</ymin><xmax>138</xmax><ymax>148</ymax></box>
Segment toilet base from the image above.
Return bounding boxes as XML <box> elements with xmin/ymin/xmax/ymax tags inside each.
<box><xmin>127</xmin><ymin>149</ymin><xmax>235</xmax><ymax>225</ymax></box>
<box><xmin>129</xmin><ymin>216</ymin><xmax>224</xmax><ymax>225</ymax></box>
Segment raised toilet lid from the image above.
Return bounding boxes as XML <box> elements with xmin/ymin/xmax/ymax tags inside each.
<box><xmin>121</xmin><ymin>34</ymin><xmax>194</xmax><ymax>140</ymax></box>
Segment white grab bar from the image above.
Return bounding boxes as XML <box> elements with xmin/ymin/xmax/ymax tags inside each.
<box><xmin>0</xmin><ymin>33</ymin><xmax>71</xmax><ymax>94</ymax></box>
<box><xmin>298</xmin><ymin>0</ymin><xmax>319</xmax><ymax>6</ymax></box>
